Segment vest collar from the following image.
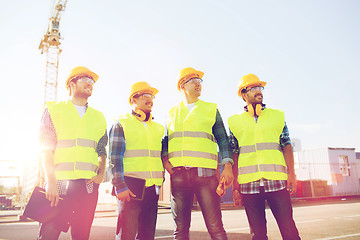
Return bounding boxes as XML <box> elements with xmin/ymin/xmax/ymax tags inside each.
<box><xmin>68</xmin><ymin>99</ymin><xmax>89</xmax><ymax>108</ymax></box>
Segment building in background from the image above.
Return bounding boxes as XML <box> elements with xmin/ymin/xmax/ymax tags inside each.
<box><xmin>295</xmin><ymin>147</ymin><xmax>360</xmax><ymax>198</ymax></box>
<box><xmin>356</xmin><ymin>152</ymin><xmax>360</xmax><ymax>188</ymax></box>
<box><xmin>0</xmin><ymin>160</ymin><xmax>22</xmax><ymax>210</ymax></box>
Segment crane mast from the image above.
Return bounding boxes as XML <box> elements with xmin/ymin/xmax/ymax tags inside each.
<box><xmin>25</xmin><ymin>0</ymin><xmax>68</xmax><ymax>198</ymax></box>
<box><xmin>39</xmin><ymin>0</ymin><xmax>68</xmax><ymax>103</ymax></box>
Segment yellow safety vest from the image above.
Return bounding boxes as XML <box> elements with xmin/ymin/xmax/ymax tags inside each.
<box><xmin>167</xmin><ymin>100</ymin><xmax>218</xmax><ymax>169</ymax></box>
<box><xmin>228</xmin><ymin>108</ymin><xmax>287</xmax><ymax>184</ymax></box>
<box><xmin>48</xmin><ymin>100</ymin><xmax>107</xmax><ymax>180</ymax></box>
<box><xmin>118</xmin><ymin>114</ymin><xmax>165</xmax><ymax>187</ymax></box>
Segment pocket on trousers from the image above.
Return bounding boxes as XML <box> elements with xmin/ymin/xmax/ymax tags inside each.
<box><xmin>86</xmin><ymin>182</ymin><xmax>99</xmax><ymax>194</ymax></box>
<box><xmin>170</xmin><ymin>168</ymin><xmax>182</xmax><ymax>179</ymax></box>
<box><xmin>170</xmin><ymin>170</ymin><xmax>186</xmax><ymax>186</ymax></box>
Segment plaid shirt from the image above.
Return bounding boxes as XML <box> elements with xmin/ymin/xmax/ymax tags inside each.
<box><xmin>162</xmin><ymin>108</ymin><xmax>233</xmax><ymax>177</ymax></box>
<box><xmin>229</xmin><ymin>107</ymin><xmax>291</xmax><ymax>194</ymax></box>
<box><xmin>39</xmin><ymin>105</ymin><xmax>108</xmax><ymax>195</ymax></box>
<box><xmin>109</xmin><ymin>116</ymin><xmax>164</xmax><ymax>194</ymax></box>
<box><xmin>108</xmin><ymin>121</ymin><xmax>128</xmax><ymax>194</ymax></box>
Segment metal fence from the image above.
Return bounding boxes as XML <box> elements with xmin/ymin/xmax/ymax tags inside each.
<box><xmin>218</xmin><ymin>162</ymin><xmax>360</xmax><ymax>203</ymax></box>
<box><xmin>294</xmin><ymin>162</ymin><xmax>360</xmax><ymax>198</ymax></box>
<box><xmin>1</xmin><ymin>161</ymin><xmax>360</xmax><ymax>209</ymax></box>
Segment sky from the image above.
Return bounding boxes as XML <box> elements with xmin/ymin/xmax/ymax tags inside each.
<box><xmin>0</xmin><ymin>0</ymin><xmax>359</xmax><ymax>179</ymax></box>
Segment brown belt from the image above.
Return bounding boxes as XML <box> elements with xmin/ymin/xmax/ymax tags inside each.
<box><xmin>172</xmin><ymin>166</ymin><xmax>197</xmax><ymax>171</ymax></box>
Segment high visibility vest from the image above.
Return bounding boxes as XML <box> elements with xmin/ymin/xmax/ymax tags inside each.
<box><xmin>118</xmin><ymin>114</ymin><xmax>165</xmax><ymax>187</ymax></box>
<box><xmin>48</xmin><ymin>100</ymin><xmax>107</xmax><ymax>180</ymax></box>
<box><xmin>167</xmin><ymin>100</ymin><xmax>218</xmax><ymax>169</ymax></box>
<box><xmin>228</xmin><ymin>108</ymin><xmax>287</xmax><ymax>184</ymax></box>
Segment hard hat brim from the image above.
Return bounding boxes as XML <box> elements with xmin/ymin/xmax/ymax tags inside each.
<box><xmin>128</xmin><ymin>86</ymin><xmax>159</xmax><ymax>105</ymax></box>
<box><xmin>238</xmin><ymin>81</ymin><xmax>267</xmax><ymax>96</ymax></box>
<box><xmin>66</xmin><ymin>67</ymin><xmax>99</xmax><ymax>90</ymax></box>
<box><xmin>177</xmin><ymin>70</ymin><xmax>204</xmax><ymax>91</ymax></box>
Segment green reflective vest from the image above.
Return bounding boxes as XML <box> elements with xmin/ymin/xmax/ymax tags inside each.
<box><xmin>167</xmin><ymin>100</ymin><xmax>218</xmax><ymax>169</ymax></box>
<box><xmin>117</xmin><ymin>114</ymin><xmax>165</xmax><ymax>187</ymax></box>
<box><xmin>48</xmin><ymin>100</ymin><xmax>107</xmax><ymax>180</ymax></box>
<box><xmin>228</xmin><ymin>108</ymin><xmax>287</xmax><ymax>184</ymax></box>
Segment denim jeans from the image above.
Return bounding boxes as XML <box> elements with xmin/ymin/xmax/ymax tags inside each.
<box><xmin>171</xmin><ymin>168</ymin><xmax>227</xmax><ymax>240</ymax></box>
<box><xmin>242</xmin><ymin>187</ymin><xmax>301</xmax><ymax>240</ymax></box>
<box><xmin>116</xmin><ymin>185</ymin><xmax>159</xmax><ymax>240</ymax></box>
<box><xmin>38</xmin><ymin>179</ymin><xmax>99</xmax><ymax>240</ymax></box>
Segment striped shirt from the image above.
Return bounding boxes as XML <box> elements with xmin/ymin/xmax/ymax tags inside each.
<box><xmin>229</xmin><ymin>107</ymin><xmax>291</xmax><ymax>194</ymax></box>
<box><xmin>161</xmin><ymin>109</ymin><xmax>233</xmax><ymax>177</ymax></box>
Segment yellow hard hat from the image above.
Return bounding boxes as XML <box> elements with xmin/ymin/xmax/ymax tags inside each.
<box><xmin>66</xmin><ymin>66</ymin><xmax>99</xmax><ymax>90</ymax></box>
<box><xmin>129</xmin><ymin>82</ymin><xmax>159</xmax><ymax>104</ymax></box>
<box><xmin>237</xmin><ymin>73</ymin><xmax>267</xmax><ymax>96</ymax></box>
<box><xmin>177</xmin><ymin>67</ymin><xmax>204</xmax><ymax>91</ymax></box>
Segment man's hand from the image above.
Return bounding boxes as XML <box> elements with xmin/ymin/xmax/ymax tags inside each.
<box><xmin>220</xmin><ymin>163</ymin><xmax>234</xmax><ymax>189</ymax></box>
<box><xmin>216</xmin><ymin>177</ymin><xmax>226</xmax><ymax>197</ymax></box>
<box><xmin>162</xmin><ymin>156</ymin><xmax>174</xmax><ymax>175</ymax></box>
<box><xmin>88</xmin><ymin>155</ymin><xmax>106</xmax><ymax>185</ymax></box>
<box><xmin>232</xmin><ymin>179</ymin><xmax>243</xmax><ymax>207</ymax></box>
<box><xmin>41</xmin><ymin>150</ymin><xmax>59</xmax><ymax>207</ymax></box>
<box><xmin>45</xmin><ymin>181</ymin><xmax>60</xmax><ymax>207</ymax></box>
<box><xmin>282</xmin><ymin>144</ymin><xmax>297</xmax><ymax>196</ymax></box>
<box><xmin>86</xmin><ymin>172</ymin><xmax>105</xmax><ymax>185</ymax></box>
<box><xmin>287</xmin><ymin>173</ymin><xmax>297</xmax><ymax>196</ymax></box>
<box><xmin>116</xmin><ymin>189</ymin><xmax>136</xmax><ymax>202</ymax></box>
<box><xmin>233</xmin><ymin>189</ymin><xmax>243</xmax><ymax>207</ymax></box>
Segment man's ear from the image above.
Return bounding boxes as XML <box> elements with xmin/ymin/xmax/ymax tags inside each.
<box><xmin>69</xmin><ymin>82</ymin><xmax>76</xmax><ymax>96</ymax></box>
<box><xmin>179</xmin><ymin>84</ymin><xmax>186</xmax><ymax>92</ymax></box>
<box><xmin>241</xmin><ymin>92</ymin><xmax>247</xmax><ymax>102</ymax></box>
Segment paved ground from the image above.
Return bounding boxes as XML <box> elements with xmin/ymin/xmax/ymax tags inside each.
<box><xmin>1</xmin><ymin>197</ymin><xmax>360</xmax><ymax>239</ymax></box>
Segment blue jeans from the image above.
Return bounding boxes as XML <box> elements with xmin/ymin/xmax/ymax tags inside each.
<box><xmin>38</xmin><ymin>179</ymin><xmax>99</xmax><ymax>240</ymax></box>
<box><xmin>116</xmin><ymin>185</ymin><xmax>159</xmax><ymax>240</ymax></box>
<box><xmin>242</xmin><ymin>187</ymin><xmax>301</xmax><ymax>240</ymax></box>
<box><xmin>171</xmin><ymin>167</ymin><xmax>227</xmax><ymax>240</ymax></box>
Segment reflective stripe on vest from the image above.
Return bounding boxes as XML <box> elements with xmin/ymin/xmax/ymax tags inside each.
<box><xmin>124</xmin><ymin>150</ymin><xmax>161</xmax><ymax>158</ymax></box>
<box><xmin>55</xmin><ymin>162</ymin><xmax>99</xmax><ymax>173</ymax></box>
<box><xmin>167</xmin><ymin>100</ymin><xmax>218</xmax><ymax>169</ymax></box>
<box><xmin>48</xmin><ymin>100</ymin><xmax>107</xmax><ymax>180</ymax></box>
<box><xmin>239</xmin><ymin>164</ymin><xmax>286</xmax><ymax>175</ymax></box>
<box><xmin>124</xmin><ymin>171</ymin><xmax>164</xmax><ymax>179</ymax></box>
<box><xmin>117</xmin><ymin>113</ymin><xmax>165</xmax><ymax>187</ymax></box>
<box><xmin>57</xmin><ymin>138</ymin><xmax>98</xmax><ymax>150</ymax></box>
<box><xmin>169</xmin><ymin>150</ymin><xmax>218</xmax><ymax>161</ymax></box>
<box><xmin>239</xmin><ymin>142</ymin><xmax>281</xmax><ymax>154</ymax></box>
<box><xmin>169</xmin><ymin>131</ymin><xmax>217</xmax><ymax>143</ymax></box>
<box><xmin>228</xmin><ymin>108</ymin><xmax>287</xmax><ymax>183</ymax></box>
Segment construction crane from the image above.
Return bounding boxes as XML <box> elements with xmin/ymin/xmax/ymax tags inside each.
<box><xmin>21</xmin><ymin>0</ymin><xmax>69</xmax><ymax>202</ymax></box>
<box><xmin>17</xmin><ymin>0</ymin><xmax>69</xmax><ymax>220</ymax></box>
<box><xmin>39</xmin><ymin>0</ymin><xmax>68</xmax><ymax>103</ymax></box>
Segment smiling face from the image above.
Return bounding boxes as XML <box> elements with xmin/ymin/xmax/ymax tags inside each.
<box><xmin>241</xmin><ymin>85</ymin><xmax>264</xmax><ymax>105</ymax></box>
<box><xmin>181</xmin><ymin>77</ymin><xmax>203</xmax><ymax>101</ymax></box>
<box><xmin>131</xmin><ymin>92</ymin><xmax>154</xmax><ymax>114</ymax></box>
<box><xmin>69</xmin><ymin>76</ymin><xmax>95</xmax><ymax>99</ymax></box>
